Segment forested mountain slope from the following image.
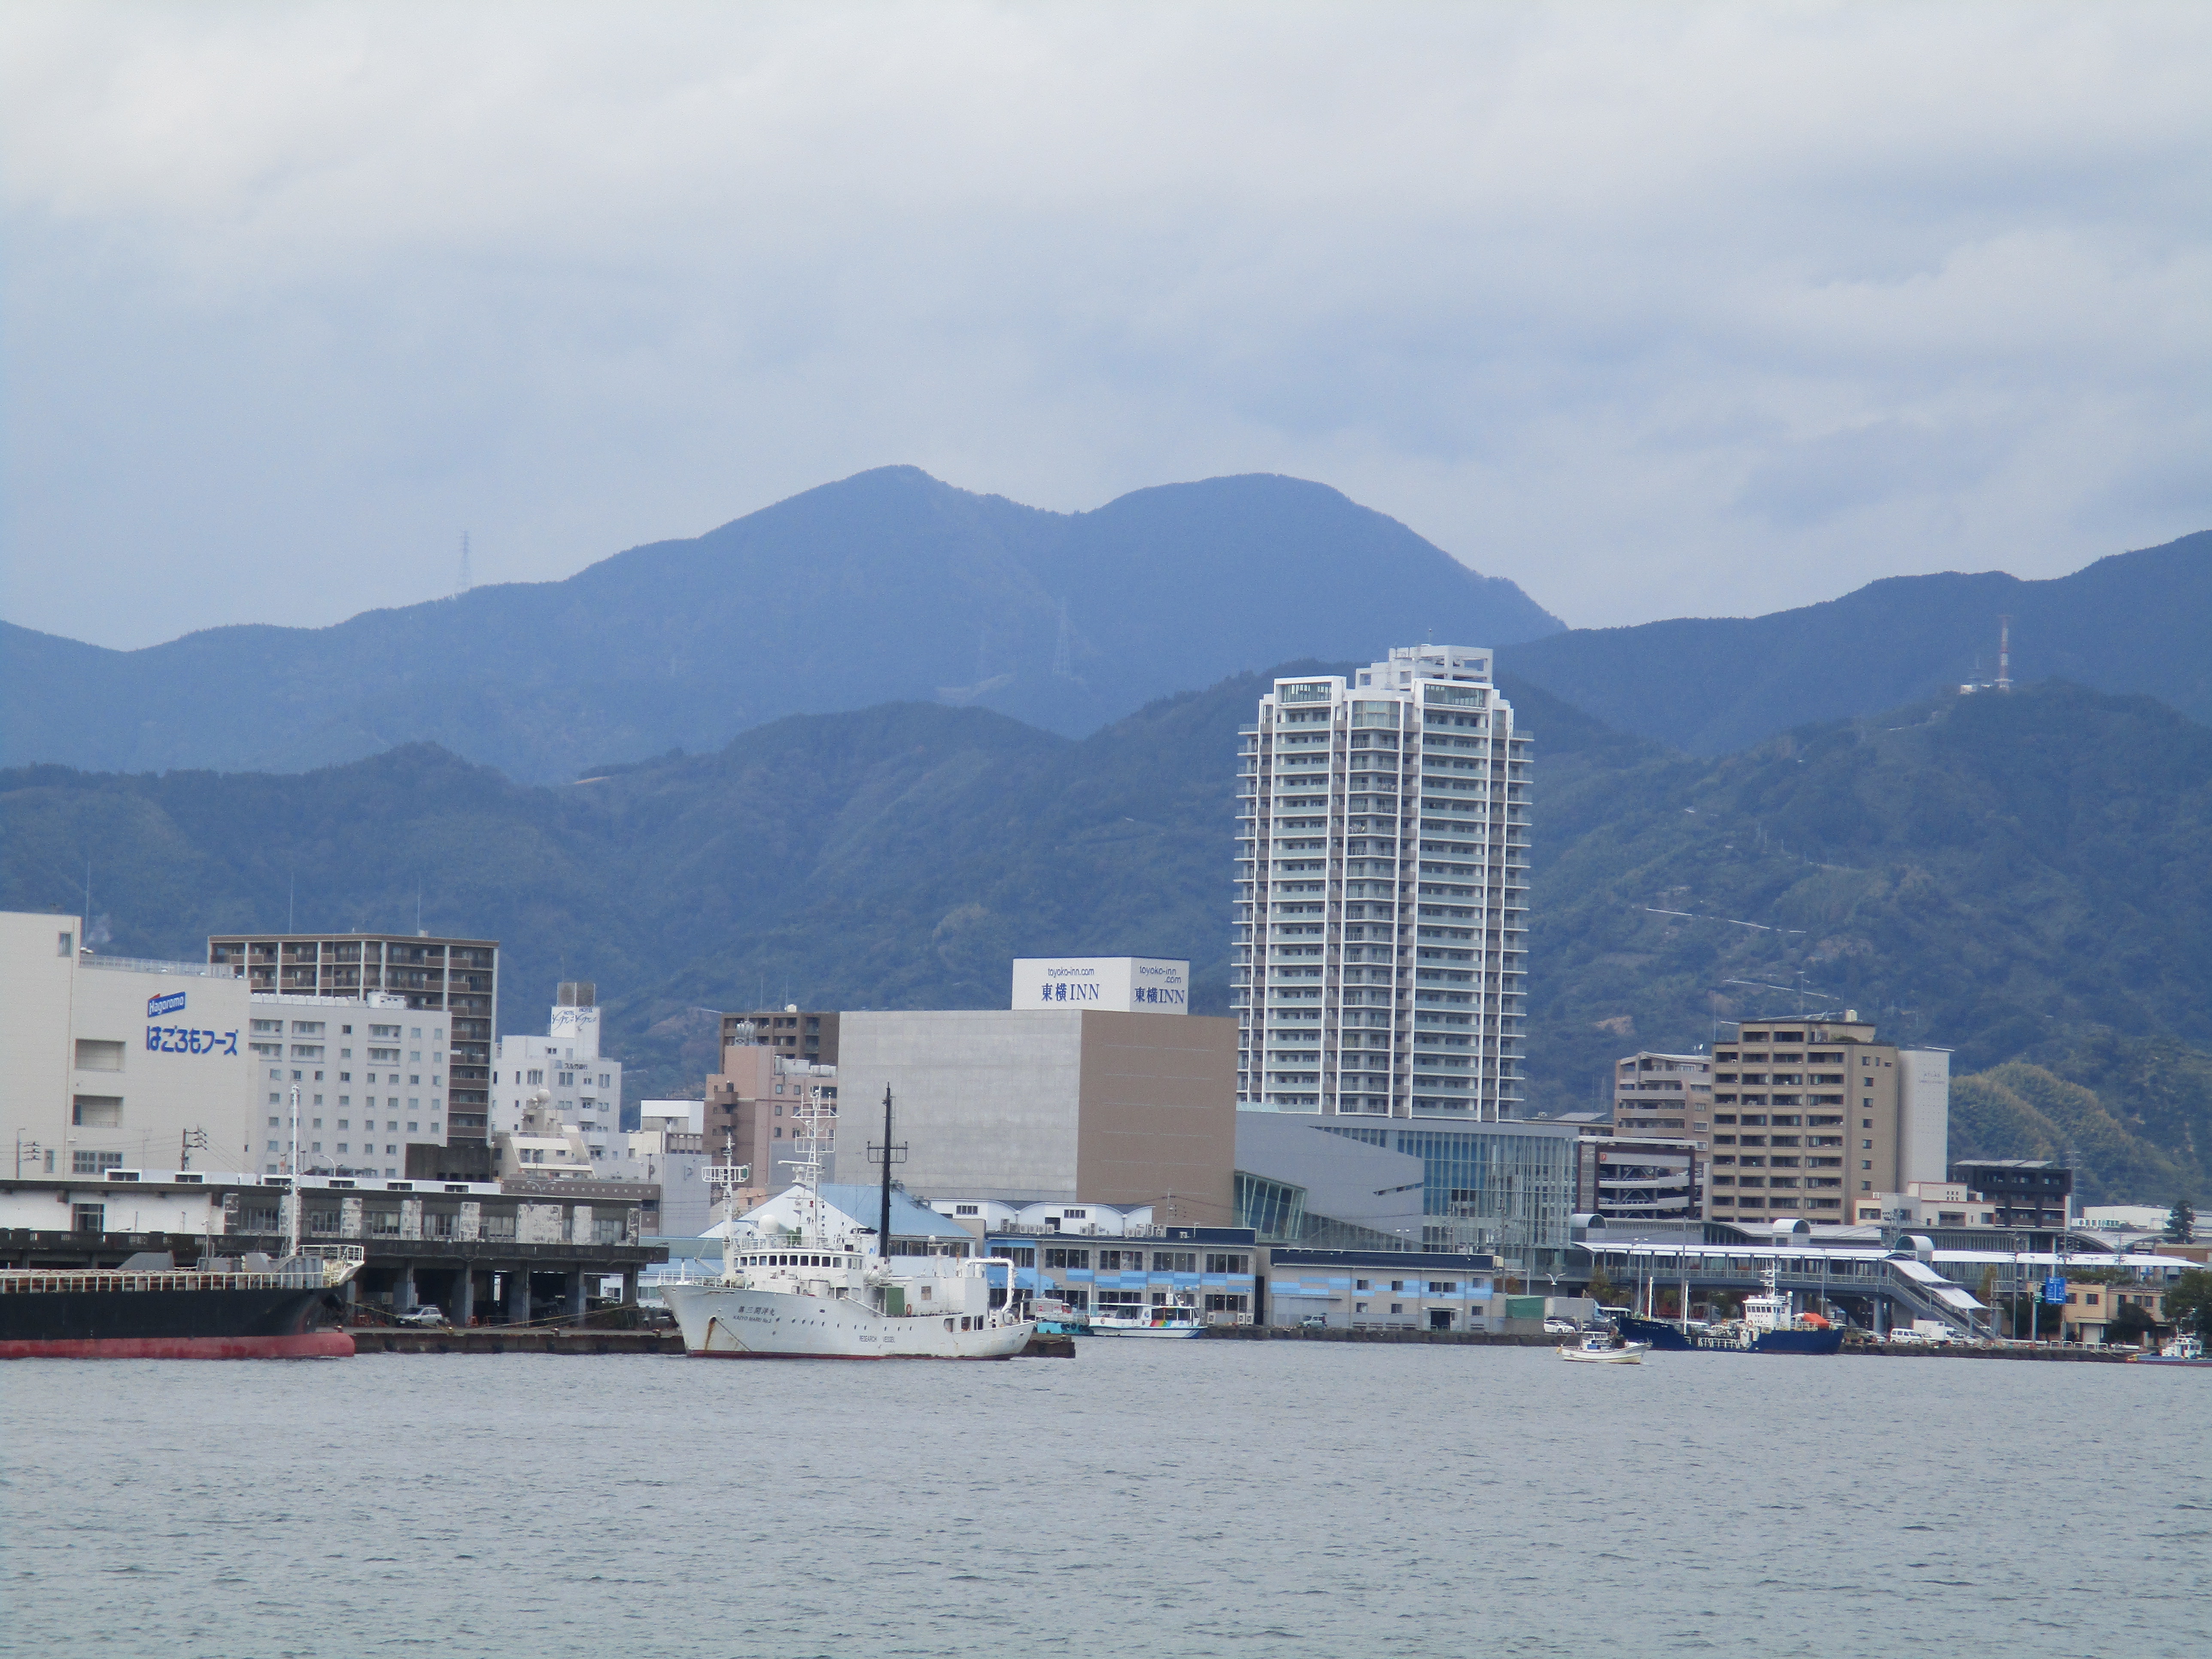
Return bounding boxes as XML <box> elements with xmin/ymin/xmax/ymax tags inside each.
<box><xmin>3</xmin><ymin>675</ymin><xmax>2203</xmax><ymax>1201</ymax></box>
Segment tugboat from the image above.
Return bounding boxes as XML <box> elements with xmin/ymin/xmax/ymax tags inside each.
<box><xmin>1611</xmin><ymin>1258</ymin><xmax>1844</xmax><ymax>1355</ymax></box>
<box><xmin>661</xmin><ymin>1088</ymin><xmax>1033</xmax><ymax>1361</ymax></box>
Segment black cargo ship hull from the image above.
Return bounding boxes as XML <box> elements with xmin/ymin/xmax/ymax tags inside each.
<box><xmin>0</xmin><ymin>1285</ymin><xmax>352</xmax><ymax>1359</ymax></box>
<box><xmin>1613</xmin><ymin>1312</ymin><xmax>1842</xmax><ymax>1355</ymax></box>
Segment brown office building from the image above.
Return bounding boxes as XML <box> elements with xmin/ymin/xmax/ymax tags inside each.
<box><xmin>720</xmin><ymin>1009</ymin><xmax>839</xmax><ymax>1068</ymax></box>
<box><xmin>207</xmin><ymin>932</ymin><xmax>498</xmax><ymax>1141</ymax></box>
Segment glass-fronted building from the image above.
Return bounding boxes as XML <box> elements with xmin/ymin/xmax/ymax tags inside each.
<box><xmin>1320</xmin><ymin>1119</ymin><xmax>1577</xmax><ymax>1270</ymax></box>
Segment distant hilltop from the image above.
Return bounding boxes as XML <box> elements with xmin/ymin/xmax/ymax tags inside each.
<box><xmin>0</xmin><ymin>467</ymin><xmax>1562</xmax><ymax>784</ymax></box>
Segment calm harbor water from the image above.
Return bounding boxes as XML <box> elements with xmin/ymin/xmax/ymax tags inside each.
<box><xmin>5</xmin><ymin>1343</ymin><xmax>2206</xmax><ymax>1658</ymax></box>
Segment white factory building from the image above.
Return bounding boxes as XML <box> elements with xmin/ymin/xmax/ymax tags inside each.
<box><xmin>1234</xmin><ymin>644</ymin><xmax>1531</xmax><ymax>1119</ymax></box>
<box><xmin>2</xmin><ymin>910</ymin><xmax>256</xmax><ymax>1175</ymax></box>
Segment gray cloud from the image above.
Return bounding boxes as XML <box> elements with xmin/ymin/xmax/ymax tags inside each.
<box><xmin>3</xmin><ymin>1</ymin><xmax>2207</xmax><ymax>648</ymax></box>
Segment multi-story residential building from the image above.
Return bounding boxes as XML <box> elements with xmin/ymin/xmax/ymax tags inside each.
<box><xmin>491</xmin><ymin>981</ymin><xmax>625</xmax><ymax>1170</ymax></box>
<box><xmin>719</xmin><ymin>1007</ymin><xmax>839</xmax><ymax>1067</ymax></box>
<box><xmin>701</xmin><ymin>1027</ymin><xmax>843</xmax><ymax>1212</ymax></box>
<box><xmin>1709</xmin><ymin>1014</ymin><xmax>1949</xmax><ymax>1225</ymax></box>
<box><xmin>1233</xmin><ymin>644</ymin><xmax>1530</xmax><ymax>1119</ymax></box>
<box><xmin>207</xmin><ymin>931</ymin><xmax>495</xmax><ymax>1142</ymax></box>
<box><xmin>1947</xmin><ymin>1159</ymin><xmax>2072</xmax><ymax>1230</ymax></box>
<box><xmin>250</xmin><ymin>991</ymin><xmax>450</xmax><ymax>1177</ymax></box>
<box><xmin>1612</xmin><ymin>1052</ymin><xmax>1714</xmax><ymax>1144</ymax></box>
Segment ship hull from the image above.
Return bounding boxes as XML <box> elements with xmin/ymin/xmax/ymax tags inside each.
<box><xmin>1612</xmin><ymin>1312</ymin><xmax>1843</xmax><ymax>1355</ymax></box>
<box><xmin>0</xmin><ymin>1285</ymin><xmax>351</xmax><ymax>1360</ymax></box>
<box><xmin>663</xmin><ymin>1282</ymin><xmax>1031</xmax><ymax>1360</ymax></box>
<box><xmin>0</xmin><ymin>1331</ymin><xmax>354</xmax><ymax>1360</ymax></box>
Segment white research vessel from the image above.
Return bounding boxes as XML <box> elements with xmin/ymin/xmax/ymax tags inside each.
<box><xmin>661</xmin><ymin>1088</ymin><xmax>1033</xmax><ymax>1361</ymax></box>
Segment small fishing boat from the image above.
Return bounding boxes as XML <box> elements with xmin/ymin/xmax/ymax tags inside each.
<box><xmin>1559</xmin><ymin>1330</ymin><xmax>1649</xmax><ymax>1364</ymax></box>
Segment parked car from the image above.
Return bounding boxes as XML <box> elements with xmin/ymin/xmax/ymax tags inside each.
<box><xmin>394</xmin><ymin>1304</ymin><xmax>447</xmax><ymax>1328</ymax></box>
<box><xmin>1543</xmin><ymin>1316</ymin><xmax>1579</xmax><ymax>1334</ymax></box>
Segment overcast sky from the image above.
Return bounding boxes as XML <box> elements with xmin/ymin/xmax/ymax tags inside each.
<box><xmin>4</xmin><ymin>2</ymin><xmax>2207</xmax><ymax>650</ymax></box>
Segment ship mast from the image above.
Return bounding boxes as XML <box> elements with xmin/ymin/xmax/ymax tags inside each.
<box><xmin>286</xmin><ymin>1083</ymin><xmax>302</xmax><ymax>1259</ymax></box>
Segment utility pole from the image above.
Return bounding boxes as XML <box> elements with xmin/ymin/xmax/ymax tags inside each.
<box><xmin>179</xmin><ymin>1127</ymin><xmax>207</xmax><ymax>1171</ymax></box>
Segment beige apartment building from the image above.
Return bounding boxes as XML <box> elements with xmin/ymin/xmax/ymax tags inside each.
<box><xmin>1708</xmin><ymin>1015</ymin><xmax>1948</xmax><ymax>1224</ymax></box>
<box><xmin>1612</xmin><ymin>1051</ymin><xmax>1714</xmax><ymax>1143</ymax></box>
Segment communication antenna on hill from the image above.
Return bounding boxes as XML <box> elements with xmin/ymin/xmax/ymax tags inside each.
<box><xmin>458</xmin><ymin>532</ymin><xmax>473</xmax><ymax>596</ymax></box>
<box><xmin>1996</xmin><ymin>614</ymin><xmax>2013</xmax><ymax>692</ymax></box>
<box><xmin>1051</xmin><ymin>600</ymin><xmax>1079</xmax><ymax>683</ymax></box>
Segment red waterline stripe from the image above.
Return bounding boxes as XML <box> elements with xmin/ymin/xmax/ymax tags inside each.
<box><xmin>0</xmin><ymin>1331</ymin><xmax>355</xmax><ymax>1360</ymax></box>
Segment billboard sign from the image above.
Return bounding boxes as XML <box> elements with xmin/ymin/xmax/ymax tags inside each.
<box><xmin>1011</xmin><ymin>957</ymin><xmax>1190</xmax><ymax>1014</ymax></box>
<box><xmin>146</xmin><ymin>990</ymin><xmax>187</xmax><ymax>1019</ymax></box>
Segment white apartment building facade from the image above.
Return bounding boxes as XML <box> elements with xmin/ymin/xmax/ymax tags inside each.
<box><xmin>1234</xmin><ymin>645</ymin><xmax>1531</xmax><ymax>1119</ymax></box>
<box><xmin>491</xmin><ymin>981</ymin><xmax>626</xmax><ymax>1170</ymax></box>
<box><xmin>249</xmin><ymin>992</ymin><xmax>449</xmax><ymax>1178</ymax></box>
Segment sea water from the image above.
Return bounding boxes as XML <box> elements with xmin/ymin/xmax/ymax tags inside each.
<box><xmin>3</xmin><ymin>1342</ymin><xmax>2206</xmax><ymax>1657</ymax></box>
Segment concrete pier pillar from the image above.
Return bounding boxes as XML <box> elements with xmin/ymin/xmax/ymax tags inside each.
<box><xmin>566</xmin><ymin>1271</ymin><xmax>586</xmax><ymax>1322</ymax></box>
<box><xmin>621</xmin><ymin>1268</ymin><xmax>638</xmax><ymax>1307</ymax></box>
<box><xmin>454</xmin><ymin>1267</ymin><xmax>476</xmax><ymax>1326</ymax></box>
<box><xmin>395</xmin><ymin>1265</ymin><xmax>418</xmax><ymax>1314</ymax></box>
<box><xmin>505</xmin><ymin>1267</ymin><xmax>530</xmax><ymax>1325</ymax></box>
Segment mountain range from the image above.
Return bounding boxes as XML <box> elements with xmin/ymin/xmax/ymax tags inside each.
<box><xmin>0</xmin><ymin>468</ymin><xmax>1560</xmax><ymax>784</ymax></box>
<box><xmin>4</xmin><ymin>465</ymin><xmax>2203</xmax><ymax>786</ymax></box>
<box><xmin>4</xmin><ymin>670</ymin><xmax>2205</xmax><ymax>1204</ymax></box>
<box><xmin>1500</xmin><ymin>528</ymin><xmax>2212</xmax><ymax>754</ymax></box>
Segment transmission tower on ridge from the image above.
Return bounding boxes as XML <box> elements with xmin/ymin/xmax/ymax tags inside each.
<box><xmin>458</xmin><ymin>531</ymin><xmax>473</xmax><ymax>596</ymax></box>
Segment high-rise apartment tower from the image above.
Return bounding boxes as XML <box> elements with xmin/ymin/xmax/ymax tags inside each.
<box><xmin>1233</xmin><ymin>645</ymin><xmax>1530</xmax><ymax>1118</ymax></box>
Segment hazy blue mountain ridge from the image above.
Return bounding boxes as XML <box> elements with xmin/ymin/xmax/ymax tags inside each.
<box><xmin>1499</xmin><ymin>529</ymin><xmax>2212</xmax><ymax>753</ymax></box>
<box><xmin>0</xmin><ymin>468</ymin><xmax>1563</xmax><ymax>783</ymax></box>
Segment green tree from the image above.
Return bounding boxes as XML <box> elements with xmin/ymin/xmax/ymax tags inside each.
<box><xmin>2169</xmin><ymin>1198</ymin><xmax>2197</xmax><ymax>1243</ymax></box>
<box><xmin>2164</xmin><ymin>1269</ymin><xmax>2212</xmax><ymax>1335</ymax></box>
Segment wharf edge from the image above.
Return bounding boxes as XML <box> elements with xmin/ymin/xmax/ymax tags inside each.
<box><xmin>347</xmin><ymin>1327</ymin><xmax>1079</xmax><ymax>1358</ymax></box>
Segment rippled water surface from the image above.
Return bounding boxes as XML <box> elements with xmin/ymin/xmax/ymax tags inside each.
<box><xmin>5</xmin><ymin>1343</ymin><xmax>2208</xmax><ymax>1657</ymax></box>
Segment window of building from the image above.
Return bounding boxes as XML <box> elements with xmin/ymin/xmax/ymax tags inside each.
<box><xmin>73</xmin><ymin>1151</ymin><xmax>122</xmax><ymax>1176</ymax></box>
<box><xmin>73</xmin><ymin>1202</ymin><xmax>105</xmax><ymax>1231</ymax></box>
<box><xmin>1205</xmin><ymin>1254</ymin><xmax>1249</xmax><ymax>1274</ymax></box>
<box><xmin>71</xmin><ymin>1096</ymin><xmax>122</xmax><ymax>1127</ymax></box>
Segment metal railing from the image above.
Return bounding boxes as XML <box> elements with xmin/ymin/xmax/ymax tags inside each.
<box><xmin>81</xmin><ymin>955</ymin><xmax>239</xmax><ymax>978</ymax></box>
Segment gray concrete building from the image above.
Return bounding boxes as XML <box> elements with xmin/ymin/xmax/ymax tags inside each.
<box><xmin>836</xmin><ymin>1009</ymin><xmax>1237</xmax><ymax>1223</ymax></box>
